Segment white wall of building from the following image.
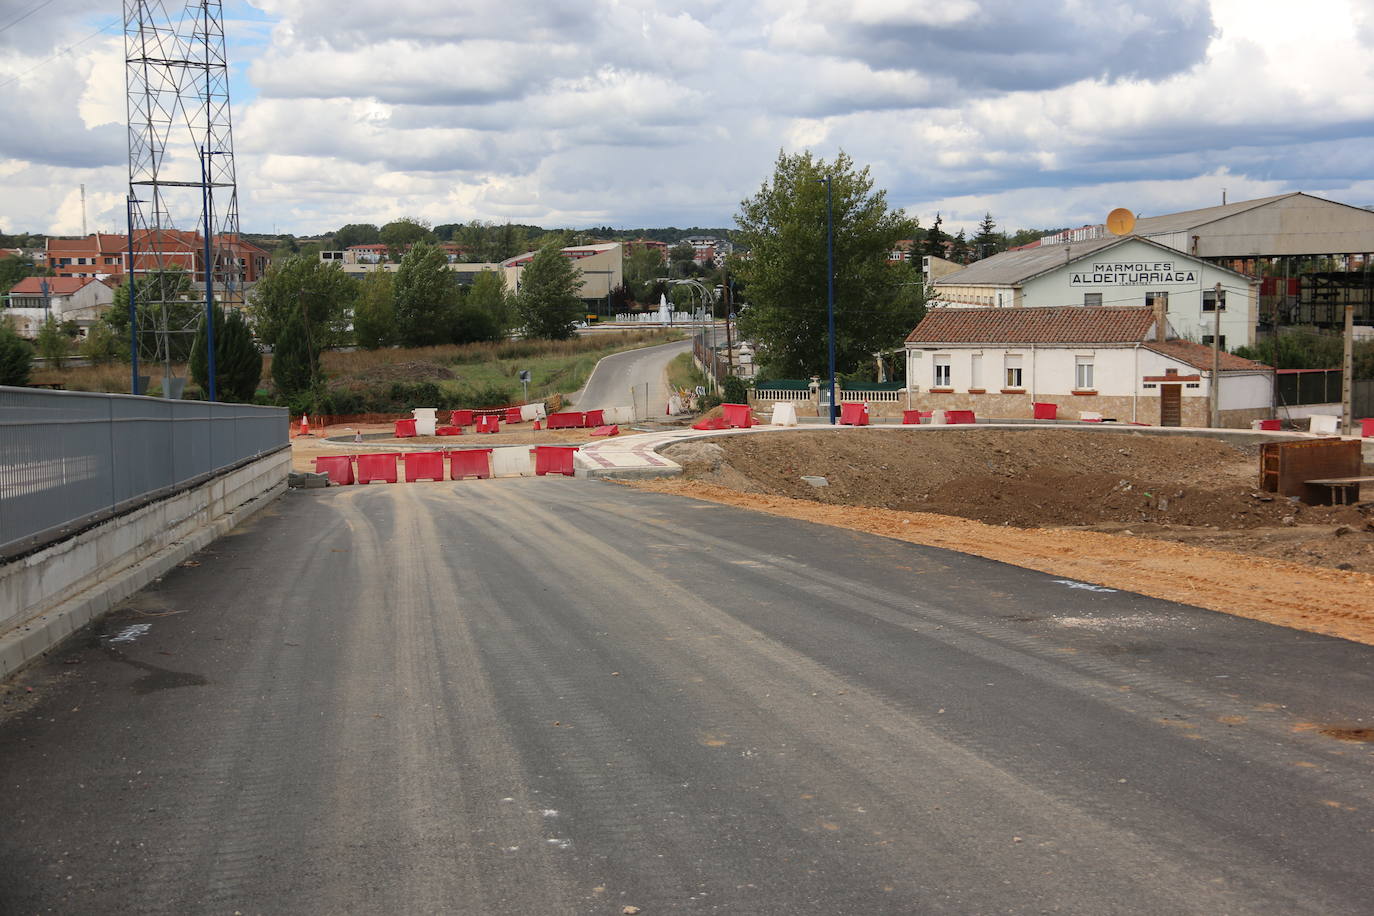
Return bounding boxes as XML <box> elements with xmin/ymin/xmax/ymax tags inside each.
<box><xmin>1018</xmin><ymin>239</ymin><xmax>1257</xmax><ymax>346</ymax></box>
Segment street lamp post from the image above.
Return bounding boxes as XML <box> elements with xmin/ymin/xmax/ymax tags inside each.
<box><xmin>125</xmin><ymin>194</ymin><xmax>141</xmax><ymax>395</ymax></box>
<box><xmin>200</xmin><ymin>146</ymin><xmax>217</xmax><ymax>401</ymax></box>
<box><xmin>821</xmin><ymin>175</ymin><xmax>837</xmax><ymax>424</ymax></box>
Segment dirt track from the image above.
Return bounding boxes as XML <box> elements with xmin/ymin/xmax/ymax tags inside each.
<box><xmin>641</xmin><ymin>429</ymin><xmax>1374</xmax><ymax>646</ymax></box>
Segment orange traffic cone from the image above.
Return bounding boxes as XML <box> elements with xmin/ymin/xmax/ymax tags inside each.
<box><xmin>533</xmin><ymin>420</ymin><xmax>542</xmax><ymax>431</ymax></box>
<box><xmin>296</xmin><ymin>415</ymin><xmax>311</xmax><ymax>437</ymax></box>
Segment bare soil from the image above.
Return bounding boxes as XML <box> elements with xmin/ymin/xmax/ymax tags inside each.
<box><xmin>642</xmin><ymin>429</ymin><xmax>1374</xmax><ymax>645</ymax></box>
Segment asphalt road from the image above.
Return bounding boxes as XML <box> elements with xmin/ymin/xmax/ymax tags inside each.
<box><xmin>574</xmin><ymin>338</ymin><xmax>692</xmax><ymax>415</ymax></box>
<box><xmin>3</xmin><ymin>479</ymin><xmax>1374</xmax><ymax>914</ymax></box>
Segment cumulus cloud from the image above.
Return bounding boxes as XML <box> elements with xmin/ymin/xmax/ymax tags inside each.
<box><xmin>2</xmin><ymin>0</ymin><xmax>1373</xmax><ymax>237</ymax></box>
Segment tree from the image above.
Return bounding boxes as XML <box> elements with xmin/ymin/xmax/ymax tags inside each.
<box><xmin>449</xmin><ymin>306</ymin><xmax>503</xmax><ymax>344</ymax></box>
<box><xmin>623</xmin><ymin>245</ymin><xmax>667</xmax><ymax>303</ymax></box>
<box><xmin>34</xmin><ymin>315</ymin><xmax>70</xmax><ymax>366</ymax></box>
<box><xmin>734</xmin><ymin>149</ymin><xmax>924</xmax><ymax>379</ymax></box>
<box><xmin>190</xmin><ymin>308</ymin><xmax>263</xmax><ymax>402</ymax></box>
<box><xmin>515</xmin><ymin>242</ymin><xmax>584</xmax><ymax>340</ymax></box>
<box><xmin>0</xmin><ymin>254</ymin><xmax>36</xmax><ymax>296</ymax></box>
<box><xmin>949</xmin><ymin>229</ymin><xmax>971</xmax><ymax>264</ymax></box>
<box><xmin>352</xmin><ymin>270</ymin><xmax>396</xmax><ymax>350</ymax></box>
<box><xmin>0</xmin><ymin>319</ymin><xmax>33</xmax><ymax>386</ymax></box>
<box><xmin>393</xmin><ymin>242</ymin><xmax>460</xmax><ymax>346</ymax></box>
<box><xmin>608</xmin><ymin>283</ymin><xmax>634</xmax><ymax>313</ymax></box>
<box><xmin>333</xmin><ymin>223</ymin><xmax>381</xmax><ymax>250</ymax></box>
<box><xmin>80</xmin><ymin>319</ymin><xmax>124</xmax><ymax>365</ymax></box>
<box><xmin>924</xmin><ymin>212</ymin><xmax>947</xmax><ymax>260</ymax></box>
<box><xmin>248</xmin><ymin>255</ymin><xmax>356</xmax><ymax>350</ymax></box>
<box><xmin>380</xmin><ymin>217</ymin><xmax>435</xmax><ymax>260</ymax></box>
<box><xmin>106</xmin><ymin>268</ymin><xmax>199</xmax><ymax>362</ymax></box>
<box><xmin>465</xmin><ymin>269</ymin><xmax>512</xmax><ymax>333</ymax></box>
<box><xmin>972</xmin><ymin>212</ymin><xmax>1002</xmax><ymax>260</ymax></box>
<box><xmin>271</xmin><ymin>306</ymin><xmax>319</xmax><ymax>400</ymax></box>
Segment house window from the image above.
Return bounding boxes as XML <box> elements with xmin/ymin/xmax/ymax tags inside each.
<box><xmin>933</xmin><ymin>356</ymin><xmax>951</xmax><ymax>388</ymax></box>
<box><xmin>970</xmin><ymin>354</ymin><xmax>982</xmax><ymax>389</ymax></box>
<box><xmin>1075</xmin><ymin>357</ymin><xmax>1094</xmax><ymax>390</ymax></box>
<box><xmin>1201</xmin><ymin>334</ymin><xmax>1227</xmax><ymax>350</ymax></box>
<box><xmin>1083</xmin><ymin>292</ymin><xmax>1103</xmax><ymax>306</ymax></box>
<box><xmin>1202</xmin><ymin>289</ymin><xmax>1226</xmax><ymax>311</ymax></box>
<box><xmin>1005</xmin><ymin>355</ymin><xmax>1024</xmax><ymax>389</ymax></box>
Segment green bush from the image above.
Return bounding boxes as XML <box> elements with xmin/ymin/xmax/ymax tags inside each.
<box><xmin>0</xmin><ymin>322</ymin><xmax>34</xmax><ymax>386</ymax></box>
<box><xmin>721</xmin><ymin>376</ymin><xmax>748</xmax><ymax>404</ymax></box>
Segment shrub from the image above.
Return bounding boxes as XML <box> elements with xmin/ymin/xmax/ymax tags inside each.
<box><xmin>721</xmin><ymin>376</ymin><xmax>748</xmax><ymax>404</ymax></box>
<box><xmin>0</xmin><ymin>322</ymin><xmax>34</xmax><ymax>386</ymax></box>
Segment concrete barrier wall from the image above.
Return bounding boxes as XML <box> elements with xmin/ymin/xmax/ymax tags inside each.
<box><xmin>0</xmin><ymin>448</ymin><xmax>290</xmax><ymax>678</ymax></box>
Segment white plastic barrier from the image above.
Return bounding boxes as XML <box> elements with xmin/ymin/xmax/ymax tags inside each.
<box><xmin>929</xmin><ymin>409</ymin><xmax>948</xmax><ymax>425</ymax></box>
<box><xmin>412</xmin><ymin>407</ymin><xmax>438</xmax><ymax>436</ymax></box>
<box><xmin>667</xmin><ymin>395</ymin><xmax>684</xmax><ymax>415</ymax></box>
<box><xmin>1079</xmin><ymin>410</ymin><xmax>1103</xmax><ymax>422</ymax></box>
<box><xmin>1309</xmin><ymin>414</ymin><xmax>1340</xmax><ymax>435</ymax></box>
<box><xmin>520</xmin><ymin>402</ymin><xmax>547</xmax><ymax>422</ymax></box>
<box><xmin>602</xmin><ymin>405</ymin><xmax>635</xmax><ymax>424</ymax></box>
<box><xmin>771</xmin><ymin>402</ymin><xmax>798</xmax><ymax>426</ymax></box>
<box><xmin>490</xmin><ymin>446</ymin><xmax>534</xmax><ymax>477</ymax></box>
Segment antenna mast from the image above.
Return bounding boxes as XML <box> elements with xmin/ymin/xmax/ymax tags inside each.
<box><xmin>124</xmin><ymin>0</ymin><xmax>241</xmax><ymax>396</ymax></box>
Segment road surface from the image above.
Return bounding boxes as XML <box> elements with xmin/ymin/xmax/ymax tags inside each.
<box><xmin>2</xmin><ymin>479</ymin><xmax>1373</xmax><ymax>914</ymax></box>
<box><xmin>574</xmin><ymin>337</ymin><xmax>692</xmax><ymax>417</ymax></box>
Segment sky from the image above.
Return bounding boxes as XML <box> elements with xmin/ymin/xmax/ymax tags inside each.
<box><xmin>3</xmin><ymin>0</ymin><xmax>1373</xmax><ymax>239</ymax></box>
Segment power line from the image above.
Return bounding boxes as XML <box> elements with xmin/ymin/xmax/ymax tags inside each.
<box><xmin>0</xmin><ymin>18</ymin><xmax>119</xmax><ymax>91</ymax></box>
<box><xmin>0</xmin><ymin>0</ymin><xmax>56</xmax><ymax>36</ymax></box>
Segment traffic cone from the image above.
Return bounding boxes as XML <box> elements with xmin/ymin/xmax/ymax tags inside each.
<box><xmin>533</xmin><ymin>420</ymin><xmax>541</xmax><ymax>431</ymax></box>
<box><xmin>296</xmin><ymin>415</ymin><xmax>311</xmax><ymax>437</ymax></box>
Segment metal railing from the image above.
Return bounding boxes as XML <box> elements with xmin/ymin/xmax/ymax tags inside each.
<box><xmin>0</xmin><ymin>387</ymin><xmax>288</xmax><ymax>560</ymax></box>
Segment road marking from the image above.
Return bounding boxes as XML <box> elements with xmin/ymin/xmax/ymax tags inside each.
<box><xmin>1052</xmin><ymin>579</ymin><xmax>1117</xmax><ymax>593</ymax></box>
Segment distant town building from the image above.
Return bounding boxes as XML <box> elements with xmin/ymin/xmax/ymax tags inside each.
<box><xmin>3</xmin><ymin>276</ymin><xmax>115</xmax><ymax>338</ymax></box>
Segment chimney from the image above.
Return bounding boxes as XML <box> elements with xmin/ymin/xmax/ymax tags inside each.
<box><xmin>1153</xmin><ymin>295</ymin><xmax>1167</xmax><ymax>343</ymax></box>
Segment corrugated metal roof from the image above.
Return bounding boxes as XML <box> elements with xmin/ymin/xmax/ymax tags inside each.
<box><xmin>1132</xmin><ymin>193</ymin><xmax>1299</xmax><ymax>236</ymax></box>
<box><xmin>930</xmin><ymin>235</ymin><xmax>1123</xmax><ymax>286</ymax></box>
<box><xmin>905</xmin><ymin>306</ymin><xmax>1157</xmax><ymax>344</ymax></box>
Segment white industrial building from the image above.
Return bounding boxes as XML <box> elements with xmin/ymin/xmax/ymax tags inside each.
<box><xmin>930</xmin><ymin>235</ymin><xmax>1259</xmax><ymax>350</ymax></box>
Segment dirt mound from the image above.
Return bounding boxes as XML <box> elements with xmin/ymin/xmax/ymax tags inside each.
<box><xmin>660</xmin><ymin>428</ymin><xmax>1374</xmax><ymax>573</ymax></box>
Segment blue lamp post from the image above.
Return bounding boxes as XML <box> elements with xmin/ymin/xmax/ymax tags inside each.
<box><xmin>200</xmin><ymin>146</ymin><xmax>217</xmax><ymax>402</ymax></box>
<box><xmin>820</xmin><ymin>175</ymin><xmax>837</xmax><ymax>424</ymax></box>
<box><xmin>125</xmin><ymin>194</ymin><xmax>140</xmax><ymax>395</ymax></box>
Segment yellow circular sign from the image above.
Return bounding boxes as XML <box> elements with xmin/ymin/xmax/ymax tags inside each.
<box><xmin>1106</xmin><ymin>207</ymin><xmax>1136</xmax><ymax>236</ymax></box>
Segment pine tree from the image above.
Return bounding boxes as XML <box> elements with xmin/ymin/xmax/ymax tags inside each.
<box><xmin>271</xmin><ymin>306</ymin><xmax>318</xmax><ymax>400</ymax></box>
<box><xmin>972</xmin><ymin>212</ymin><xmax>1002</xmax><ymax>260</ymax></box>
<box><xmin>190</xmin><ymin>308</ymin><xmax>263</xmax><ymax>402</ymax></box>
<box><xmin>515</xmin><ymin>243</ymin><xmax>585</xmax><ymax>340</ymax></box>
<box><xmin>0</xmin><ymin>320</ymin><xmax>33</xmax><ymax>386</ymax></box>
<box><xmin>924</xmin><ymin>213</ymin><xmax>947</xmax><ymax>260</ymax></box>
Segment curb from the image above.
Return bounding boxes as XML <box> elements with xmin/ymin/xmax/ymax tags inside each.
<box><xmin>0</xmin><ymin>481</ymin><xmax>287</xmax><ymax>680</ymax></box>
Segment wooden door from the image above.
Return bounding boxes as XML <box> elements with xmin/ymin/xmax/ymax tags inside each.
<box><xmin>1160</xmin><ymin>384</ymin><xmax>1181</xmax><ymax>427</ymax></box>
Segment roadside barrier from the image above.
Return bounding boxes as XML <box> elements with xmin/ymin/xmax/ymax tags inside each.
<box><xmin>770</xmin><ymin>402</ymin><xmax>798</xmax><ymax>426</ymax></box>
<box><xmin>1032</xmin><ymin>402</ymin><xmax>1058</xmax><ymax>420</ymax></box>
<box><xmin>436</xmin><ymin>425</ymin><xmax>463</xmax><ymax>436</ymax></box>
<box><xmin>519</xmin><ymin>403</ymin><xmax>547</xmax><ymax>422</ymax></box>
<box><xmin>403</xmin><ymin>451</ymin><xmax>446</xmax><ymax>483</ymax></box>
<box><xmin>840</xmin><ymin>402</ymin><xmax>870</xmax><ymax>426</ymax></box>
<box><xmin>356</xmin><ymin>453</ymin><xmax>399</xmax><ymax>484</ymax></box>
<box><xmin>692</xmin><ymin>417</ymin><xmax>730</xmax><ymax>430</ymax></box>
<box><xmin>450</xmin><ymin>448</ymin><xmax>494</xmax><ymax>480</ymax></box>
<box><xmin>533</xmin><ymin>446</ymin><xmax>579</xmax><ymax>477</ymax></box>
<box><xmin>504</xmin><ymin>407</ymin><xmax>523</xmax><ymax>424</ymax></box>
<box><xmin>946</xmin><ymin>410</ymin><xmax>977</xmax><ymax>425</ymax></box>
<box><xmin>1362</xmin><ymin>418</ymin><xmax>1374</xmax><ymax>438</ymax></box>
<box><xmin>722</xmin><ymin>403</ymin><xmax>754</xmax><ymax>428</ymax></box>
<box><xmin>313</xmin><ymin>455</ymin><xmax>355</xmax><ymax>485</ymax></box>
<box><xmin>475</xmin><ymin>415</ymin><xmax>501</xmax><ymax>433</ymax></box>
<box><xmin>394</xmin><ymin>418</ymin><xmax>417</xmax><ymax>438</ymax></box>
<box><xmin>412</xmin><ymin>407</ymin><xmax>438</xmax><ymax>436</ymax></box>
<box><xmin>450</xmin><ymin>409</ymin><xmax>475</xmax><ymax>427</ymax></box>
<box><xmin>295</xmin><ymin>415</ymin><xmax>312</xmax><ymax>437</ymax></box>
<box><xmin>584</xmin><ymin>409</ymin><xmax>605</xmax><ymax>427</ymax></box>
<box><xmin>548</xmin><ymin>411</ymin><xmax>585</xmax><ymax>429</ymax></box>
<box><xmin>491</xmin><ymin>446</ymin><xmax>534</xmax><ymax>477</ymax></box>
<box><xmin>591</xmin><ymin>425</ymin><xmax>620</xmax><ymax>437</ymax></box>
<box><xmin>902</xmin><ymin>409</ymin><xmax>931</xmax><ymax>425</ymax></box>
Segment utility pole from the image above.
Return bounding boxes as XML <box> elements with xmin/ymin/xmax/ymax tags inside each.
<box><xmin>1342</xmin><ymin>300</ymin><xmax>1354</xmax><ymax>436</ymax></box>
<box><xmin>1210</xmin><ymin>281</ymin><xmax>1222</xmax><ymax>428</ymax></box>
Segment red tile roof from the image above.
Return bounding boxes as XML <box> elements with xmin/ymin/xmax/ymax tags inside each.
<box><xmin>1143</xmin><ymin>339</ymin><xmax>1270</xmax><ymax>371</ymax></box>
<box><xmin>8</xmin><ymin>277</ymin><xmax>98</xmax><ymax>295</ymax></box>
<box><xmin>906</xmin><ymin>306</ymin><xmax>1158</xmax><ymax>344</ymax></box>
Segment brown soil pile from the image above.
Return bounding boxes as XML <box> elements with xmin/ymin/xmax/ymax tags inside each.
<box><xmin>645</xmin><ymin>429</ymin><xmax>1374</xmax><ymax>645</ymax></box>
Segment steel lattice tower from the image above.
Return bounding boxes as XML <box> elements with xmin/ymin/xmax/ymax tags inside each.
<box><xmin>124</xmin><ymin>0</ymin><xmax>241</xmax><ymax>388</ymax></box>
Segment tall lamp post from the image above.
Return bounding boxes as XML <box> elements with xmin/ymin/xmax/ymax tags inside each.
<box><xmin>125</xmin><ymin>194</ymin><xmax>141</xmax><ymax>395</ymax></box>
<box><xmin>820</xmin><ymin>175</ymin><xmax>837</xmax><ymax>424</ymax></box>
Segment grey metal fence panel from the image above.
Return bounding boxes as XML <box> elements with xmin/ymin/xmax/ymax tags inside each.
<box><xmin>0</xmin><ymin>387</ymin><xmax>287</xmax><ymax>558</ymax></box>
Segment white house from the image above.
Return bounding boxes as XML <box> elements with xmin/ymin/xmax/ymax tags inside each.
<box><xmin>930</xmin><ymin>235</ymin><xmax>1260</xmax><ymax>350</ymax></box>
<box><xmin>3</xmin><ymin>276</ymin><xmax>115</xmax><ymax>338</ymax></box>
<box><xmin>905</xmin><ymin>305</ymin><xmax>1274</xmax><ymax>428</ymax></box>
